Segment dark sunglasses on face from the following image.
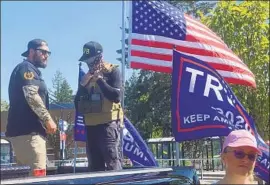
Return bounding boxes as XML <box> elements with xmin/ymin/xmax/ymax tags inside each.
<box><xmin>226</xmin><ymin>150</ymin><xmax>257</xmax><ymax>161</ymax></box>
<box><xmin>36</xmin><ymin>49</ymin><xmax>51</xmax><ymax>56</ymax></box>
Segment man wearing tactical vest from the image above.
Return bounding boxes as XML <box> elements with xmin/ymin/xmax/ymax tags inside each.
<box><xmin>74</xmin><ymin>41</ymin><xmax>123</xmax><ymax>172</ymax></box>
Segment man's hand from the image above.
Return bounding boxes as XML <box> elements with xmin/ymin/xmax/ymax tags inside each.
<box><xmin>91</xmin><ymin>70</ymin><xmax>103</xmax><ymax>81</ymax></box>
<box><xmin>45</xmin><ymin>119</ymin><xmax>57</xmax><ymax>134</ymax></box>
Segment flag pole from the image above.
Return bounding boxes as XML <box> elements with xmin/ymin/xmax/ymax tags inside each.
<box><xmin>73</xmin><ymin>62</ymin><xmax>81</xmax><ymax>173</ymax></box>
<box><xmin>73</xmin><ymin>141</ymin><xmax>77</xmax><ymax>173</ymax></box>
<box><xmin>121</xmin><ymin>0</ymin><xmax>126</xmax><ymax>109</ymax></box>
<box><xmin>127</xmin><ymin>1</ymin><xmax>132</xmax><ymax>69</ymax></box>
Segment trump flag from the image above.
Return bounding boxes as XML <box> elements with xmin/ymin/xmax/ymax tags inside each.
<box><xmin>123</xmin><ymin>117</ymin><xmax>158</xmax><ymax>167</ymax></box>
<box><xmin>171</xmin><ymin>50</ymin><xmax>269</xmax><ymax>182</ymax></box>
<box><xmin>74</xmin><ymin>64</ymin><xmax>87</xmax><ymax>141</ymax></box>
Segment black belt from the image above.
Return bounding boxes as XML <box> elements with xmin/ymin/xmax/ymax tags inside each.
<box><xmin>88</xmin><ymin>120</ymin><xmax>120</xmax><ymax>128</ymax></box>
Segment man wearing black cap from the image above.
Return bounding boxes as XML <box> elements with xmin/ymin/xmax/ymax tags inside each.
<box><xmin>6</xmin><ymin>39</ymin><xmax>57</xmax><ymax>176</ymax></box>
<box><xmin>74</xmin><ymin>41</ymin><xmax>123</xmax><ymax>171</ymax></box>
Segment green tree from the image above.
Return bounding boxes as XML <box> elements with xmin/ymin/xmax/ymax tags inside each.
<box><xmin>200</xmin><ymin>1</ymin><xmax>269</xmax><ymax>139</ymax></box>
<box><xmin>1</xmin><ymin>100</ymin><xmax>9</xmax><ymax>112</ymax></box>
<box><xmin>50</xmin><ymin>70</ymin><xmax>73</xmax><ymax>103</ymax></box>
<box><xmin>169</xmin><ymin>0</ymin><xmax>216</xmax><ymax>18</ymax></box>
<box><xmin>47</xmin><ymin>70</ymin><xmax>74</xmax><ymax>160</ymax></box>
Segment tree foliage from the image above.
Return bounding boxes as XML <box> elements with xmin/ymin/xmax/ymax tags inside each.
<box><xmin>47</xmin><ymin>70</ymin><xmax>74</xmax><ymax>159</ymax></box>
<box><xmin>200</xmin><ymin>1</ymin><xmax>269</xmax><ymax>139</ymax></box>
<box><xmin>125</xmin><ymin>71</ymin><xmax>172</xmax><ymax>139</ymax></box>
<box><xmin>1</xmin><ymin>100</ymin><xmax>9</xmax><ymax>112</ymax></box>
<box><xmin>169</xmin><ymin>0</ymin><xmax>216</xmax><ymax>18</ymax></box>
<box><xmin>50</xmin><ymin>70</ymin><xmax>73</xmax><ymax>103</ymax></box>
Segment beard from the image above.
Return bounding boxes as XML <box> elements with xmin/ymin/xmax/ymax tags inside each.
<box><xmin>88</xmin><ymin>62</ymin><xmax>100</xmax><ymax>74</ymax></box>
<box><xmin>33</xmin><ymin>53</ymin><xmax>47</xmax><ymax>68</ymax></box>
<box><xmin>87</xmin><ymin>54</ymin><xmax>103</xmax><ymax>73</ymax></box>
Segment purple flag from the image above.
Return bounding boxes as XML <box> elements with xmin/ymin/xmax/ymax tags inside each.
<box><xmin>73</xmin><ymin>64</ymin><xmax>86</xmax><ymax>141</ymax></box>
<box><xmin>123</xmin><ymin>117</ymin><xmax>158</xmax><ymax>166</ymax></box>
<box><xmin>171</xmin><ymin>50</ymin><xmax>269</xmax><ymax>182</ymax></box>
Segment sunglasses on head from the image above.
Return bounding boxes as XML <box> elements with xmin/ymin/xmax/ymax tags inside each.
<box><xmin>36</xmin><ymin>49</ymin><xmax>51</xmax><ymax>56</ymax></box>
<box><xmin>226</xmin><ymin>150</ymin><xmax>257</xmax><ymax>161</ymax></box>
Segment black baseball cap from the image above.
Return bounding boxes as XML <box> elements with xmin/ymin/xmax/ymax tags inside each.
<box><xmin>21</xmin><ymin>39</ymin><xmax>49</xmax><ymax>57</ymax></box>
<box><xmin>79</xmin><ymin>41</ymin><xmax>103</xmax><ymax>61</ymax></box>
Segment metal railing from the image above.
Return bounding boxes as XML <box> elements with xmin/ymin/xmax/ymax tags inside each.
<box><xmin>4</xmin><ymin>158</ymin><xmax>131</xmax><ymax>168</ymax></box>
<box><xmin>156</xmin><ymin>158</ymin><xmax>223</xmax><ymax>169</ymax></box>
<box><xmin>49</xmin><ymin>159</ymin><xmax>88</xmax><ymax>167</ymax></box>
<box><xmin>47</xmin><ymin>158</ymin><xmax>224</xmax><ymax>177</ymax></box>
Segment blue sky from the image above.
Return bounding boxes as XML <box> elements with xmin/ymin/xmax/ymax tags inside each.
<box><xmin>1</xmin><ymin>1</ymin><xmax>133</xmax><ymax>102</ymax></box>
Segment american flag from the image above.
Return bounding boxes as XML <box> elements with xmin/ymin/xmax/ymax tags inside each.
<box><xmin>128</xmin><ymin>0</ymin><xmax>256</xmax><ymax>87</ymax></box>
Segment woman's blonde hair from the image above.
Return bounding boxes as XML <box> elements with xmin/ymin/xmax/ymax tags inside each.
<box><xmin>248</xmin><ymin>171</ymin><xmax>254</xmax><ymax>182</ymax></box>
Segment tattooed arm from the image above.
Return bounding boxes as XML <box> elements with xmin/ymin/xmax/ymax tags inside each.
<box><xmin>22</xmin><ymin>85</ymin><xmax>53</xmax><ymax>127</ymax></box>
<box><xmin>18</xmin><ymin>64</ymin><xmax>55</xmax><ymax>131</ymax></box>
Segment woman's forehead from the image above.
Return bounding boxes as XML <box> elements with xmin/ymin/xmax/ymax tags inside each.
<box><xmin>227</xmin><ymin>146</ymin><xmax>257</xmax><ymax>153</ymax></box>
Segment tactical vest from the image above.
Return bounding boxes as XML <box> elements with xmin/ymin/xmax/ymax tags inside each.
<box><xmin>78</xmin><ymin>63</ymin><xmax>124</xmax><ymax>127</ymax></box>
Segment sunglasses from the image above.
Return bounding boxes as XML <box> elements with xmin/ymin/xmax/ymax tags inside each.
<box><xmin>226</xmin><ymin>150</ymin><xmax>257</xmax><ymax>161</ymax></box>
<box><xmin>36</xmin><ymin>49</ymin><xmax>51</xmax><ymax>56</ymax></box>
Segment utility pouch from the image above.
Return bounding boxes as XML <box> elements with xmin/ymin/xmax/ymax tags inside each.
<box><xmin>78</xmin><ymin>93</ymin><xmax>102</xmax><ymax>114</ymax></box>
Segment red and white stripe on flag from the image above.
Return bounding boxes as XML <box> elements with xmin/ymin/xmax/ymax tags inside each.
<box><xmin>128</xmin><ymin>1</ymin><xmax>256</xmax><ymax>88</ymax></box>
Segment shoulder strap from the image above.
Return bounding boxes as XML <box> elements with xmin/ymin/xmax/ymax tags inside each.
<box><xmin>103</xmin><ymin>62</ymin><xmax>118</xmax><ymax>73</ymax></box>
